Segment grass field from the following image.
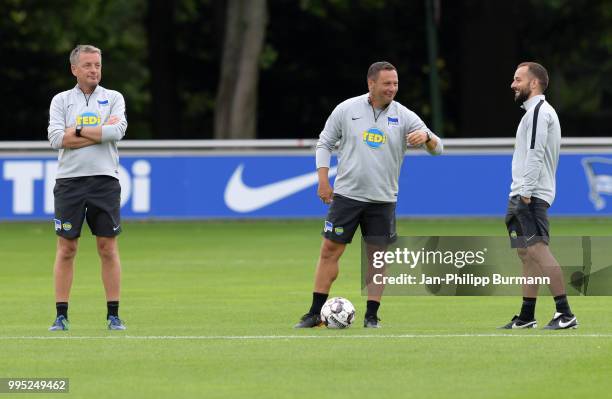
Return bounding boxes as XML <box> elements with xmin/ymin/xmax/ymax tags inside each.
<box><xmin>1</xmin><ymin>218</ymin><xmax>611</xmax><ymax>398</ymax></box>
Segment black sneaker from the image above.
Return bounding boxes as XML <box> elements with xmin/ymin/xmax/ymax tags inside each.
<box><xmin>293</xmin><ymin>313</ymin><xmax>323</xmax><ymax>328</ymax></box>
<box><xmin>363</xmin><ymin>314</ymin><xmax>381</xmax><ymax>328</ymax></box>
<box><xmin>543</xmin><ymin>312</ymin><xmax>578</xmax><ymax>330</ymax></box>
<box><xmin>499</xmin><ymin>315</ymin><xmax>537</xmax><ymax>329</ymax></box>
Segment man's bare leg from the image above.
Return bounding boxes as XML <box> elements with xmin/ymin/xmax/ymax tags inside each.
<box><xmin>363</xmin><ymin>243</ymin><xmax>387</xmax><ymax>327</ymax></box>
<box><xmin>313</xmin><ymin>238</ymin><xmax>346</xmax><ymax>294</ymax></box>
<box><xmin>526</xmin><ymin>242</ymin><xmax>576</xmax><ymax>329</ymax></box>
<box><xmin>49</xmin><ymin>237</ymin><xmax>79</xmax><ymax>330</ymax></box>
<box><xmin>294</xmin><ymin>239</ymin><xmax>346</xmax><ymax>328</ymax></box>
<box><xmin>54</xmin><ymin>237</ymin><xmax>79</xmax><ymax>303</ymax></box>
<box><xmin>97</xmin><ymin>236</ymin><xmax>121</xmax><ymax>302</ymax></box>
<box><xmin>97</xmin><ymin>236</ymin><xmax>125</xmax><ymax>329</ymax></box>
<box><xmin>526</xmin><ymin>242</ymin><xmax>565</xmax><ymax>296</ymax></box>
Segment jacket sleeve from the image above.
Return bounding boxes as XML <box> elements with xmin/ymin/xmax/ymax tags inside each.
<box><xmin>521</xmin><ymin>109</ymin><xmax>550</xmax><ymax>198</ymax></box>
<box><xmin>47</xmin><ymin>94</ymin><xmax>66</xmax><ymax>150</ymax></box>
<box><xmin>101</xmin><ymin>92</ymin><xmax>128</xmax><ymax>143</ymax></box>
<box><xmin>315</xmin><ymin>103</ymin><xmax>344</xmax><ymax>169</ymax></box>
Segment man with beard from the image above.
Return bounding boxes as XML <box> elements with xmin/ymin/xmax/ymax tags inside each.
<box><xmin>501</xmin><ymin>62</ymin><xmax>578</xmax><ymax>330</ymax></box>
<box><xmin>293</xmin><ymin>61</ymin><xmax>443</xmax><ymax>328</ymax></box>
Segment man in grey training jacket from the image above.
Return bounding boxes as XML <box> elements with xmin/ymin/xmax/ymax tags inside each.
<box><xmin>47</xmin><ymin>45</ymin><xmax>128</xmax><ymax>331</ymax></box>
<box><xmin>294</xmin><ymin>61</ymin><xmax>443</xmax><ymax>328</ymax></box>
<box><xmin>501</xmin><ymin>61</ymin><xmax>578</xmax><ymax>330</ymax></box>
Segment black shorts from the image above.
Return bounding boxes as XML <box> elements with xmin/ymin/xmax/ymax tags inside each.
<box><xmin>53</xmin><ymin>176</ymin><xmax>122</xmax><ymax>239</ymax></box>
<box><xmin>321</xmin><ymin>194</ymin><xmax>397</xmax><ymax>245</ymax></box>
<box><xmin>505</xmin><ymin>195</ymin><xmax>550</xmax><ymax>248</ymax></box>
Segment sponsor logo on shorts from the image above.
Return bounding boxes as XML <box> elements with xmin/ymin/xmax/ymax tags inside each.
<box><xmin>362</xmin><ymin>128</ymin><xmax>387</xmax><ymax>149</ymax></box>
<box><xmin>510</xmin><ymin>231</ymin><xmax>518</xmax><ymax>239</ymax></box>
<box><xmin>77</xmin><ymin>112</ymin><xmax>101</xmax><ymax>127</ymax></box>
<box><xmin>324</xmin><ymin>221</ymin><xmax>333</xmax><ymax>232</ymax></box>
<box><xmin>62</xmin><ymin>222</ymin><xmax>72</xmax><ymax>231</ymax></box>
<box><xmin>334</xmin><ymin>227</ymin><xmax>344</xmax><ymax>235</ymax></box>
<box><xmin>54</xmin><ymin>219</ymin><xmax>61</xmax><ymax>232</ymax></box>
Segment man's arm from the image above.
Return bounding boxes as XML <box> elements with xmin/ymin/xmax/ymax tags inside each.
<box><xmin>315</xmin><ymin>104</ymin><xmax>344</xmax><ymax>203</ymax></box>
<box><xmin>403</xmin><ymin>109</ymin><xmax>443</xmax><ymax>155</ymax></box>
<box><xmin>62</xmin><ymin>126</ymin><xmax>98</xmax><ymax>149</ymax></box>
<box><xmin>80</xmin><ymin>93</ymin><xmax>128</xmax><ymax>143</ymax></box>
<box><xmin>78</xmin><ymin>115</ymin><xmax>121</xmax><ymax>143</ymax></box>
<box><xmin>62</xmin><ymin>114</ymin><xmax>122</xmax><ymax>148</ymax></box>
<box><xmin>48</xmin><ymin>94</ymin><xmax>105</xmax><ymax>149</ymax></box>
<box><xmin>48</xmin><ymin>95</ymin><xmax>70</xmax><ymax>149</ymax></box>
<box><xmin>406</xmin><ymin>130</ymin><xmax>442</xmax><ymax>154</ymax></box>
<box><xmin>317</xmin><ymin>167</ymin><xmax>333</xmax><ymax>204</ymax></box>
<box><xmin>520</xmin><ymin>109</ymin><xmax>550</xmax><ymax>203</ymax></box>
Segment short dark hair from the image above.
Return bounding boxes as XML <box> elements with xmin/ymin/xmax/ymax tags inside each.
<box><xmin>367</xmin><ymin>61</ymin><xmax>396</xmax><ymax>80</ymax></box>
<box><xmin>518</xmin><ymin>61</ymin><xmax>549</xmax><ymax>91</ymax></box>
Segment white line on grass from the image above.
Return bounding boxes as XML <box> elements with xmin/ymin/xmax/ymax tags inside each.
<box><xmin>2</xmin><ymin>334</ymin><xmax>612</xmax><ymax>340</ymax></box>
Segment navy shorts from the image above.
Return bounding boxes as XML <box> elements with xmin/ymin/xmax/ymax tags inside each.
<box><xmin>321</xmin><ymin>194</ymin><xmax>397</xmax><ymax>245</ymax></box>
<box><xmin>504</xmin><ymin>195</ymin><xmax>550</xmax><ymax>248</ymax></box>
<box><xmin>54</xmin><ymin>176</ymin><xmax>122</xmax><ymax>239</ymax></box>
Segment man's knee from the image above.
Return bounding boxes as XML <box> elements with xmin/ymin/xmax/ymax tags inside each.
<box><xmin>97</xmin><ymin>238</ymin><xmax>118</xmax><ymax>261</ymax></box>
<box><xmin>320</xmin><ymin>239</ymin><xmax>345</xmax><ymax>262</ymax></box>
<box><xmin>517</xmin><ymin>248</ymin><xmax>530</xmax><ymax>263</ymax></box>
<box><xmin>525</xmin><ymin>242</ymin><xmax>548</xmax><ymax>257</ymax></box>
<box><xmin>57</xmin><ymin>238</ymin><xmax>78</xmax><ymax>260</ymax></box>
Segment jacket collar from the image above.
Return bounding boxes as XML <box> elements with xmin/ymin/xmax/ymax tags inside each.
<box><xmin>74</xmin><ymin>84</ymin><xmax>100</xmax><ymax>96</ymax></box>
<box><xmin>521</xmin><ymin>94</ymin><xmax>545</xmax><ymax>111</ymax></box>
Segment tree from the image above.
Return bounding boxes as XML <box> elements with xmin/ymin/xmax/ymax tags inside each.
<box><xmin>147</xmin><ymin>0</ymin><xmax>180</xmax><ymax>139</ymax></box>
<box><xmin>0</xmin><ymin>0</ymin><xmax>150</xmax><ymax>139</ymax></box>
<box><xmin>214</xmin><ymin>0</ymin><xmax>267</xmax><ymax>139</ymax></box>
<box><xmin>455</xmin><ymin>1</ymin><xmax>519</xmax><ymax>138</ymax></box>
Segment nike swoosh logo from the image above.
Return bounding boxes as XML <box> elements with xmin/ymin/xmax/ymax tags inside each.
<box><xmin>558</xmin><ymin>317</ymin><xmax>576</xmax><ymax>328</ymax></box>
<box><xmin>525</xmin><ymin>234</ymin><xmax>536</xmax><ymax>241</ymax></box>
<box><xmin>351</xmin><ymin>117</ymin><xmax>362</xmax><ymax>120</ymax></box>
<box><xmin>113</xmin><ymin>225</ymin><xmax>121</xmax><ymax>231</ymax></box>
<box><xmin>224</xmin><ymin>164</ymin><xmax>338</xmax><ymax>213</ymax></box>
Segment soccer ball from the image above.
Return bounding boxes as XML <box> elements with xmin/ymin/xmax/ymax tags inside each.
<box><xmin>320</xmin><ymin>297</ymin><xmax>355</xmax><ymax>329</ymax></box>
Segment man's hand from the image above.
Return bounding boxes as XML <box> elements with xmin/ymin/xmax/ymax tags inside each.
<box><xmin>105</xmin><ymin>115</ymin><xmax>120</xmax><ymax>125</ymax></box>
<box><xmin>520</xmin><ymin>196</ymin><xmax>531</xmax><ymax>204</ymax></box>
<box><xmin>406</xmin><ymin>130</ymin><xmax>429</xmax><ymax>146</ymax></box>
<box><xmin>62</xmin><ymin>125</ymin><xmax>96</xmax><ymax>149</ymax></box>
<box><xmin>318</xmin><ymin>181</ymin><xmax>334</xmax><ymax>204</ymax></box>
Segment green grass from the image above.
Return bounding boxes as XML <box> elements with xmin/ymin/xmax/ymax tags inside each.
<box><xmin>1</xmin><ymin>219</ymin><xmax>611</xmax><ymax>398</ymax></box>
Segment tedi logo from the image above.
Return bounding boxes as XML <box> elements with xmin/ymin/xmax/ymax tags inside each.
<box><xmin>363</xmin><ymin>128</ymin><xmax>386</xmax><ymax>149</ymax></box>
<box><xmin>1</xmin><ymin>160</ymin><xmax>151</xmax><ymax>215</ymax></box>
<box><xmin>77</xmin><ymin>112</ymin><xmax>101</xmax><ymax>127</ymax></box>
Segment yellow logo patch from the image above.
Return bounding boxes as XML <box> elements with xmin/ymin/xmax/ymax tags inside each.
<box><xmin>77</xmin><ymin>112</ymin><xmax>101</xmax><ymax>127</ymax></box>
<box><xmin>363</xmin><ymin>128</ymin><xmax>387</xmax><ymax>149</ymax></box>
